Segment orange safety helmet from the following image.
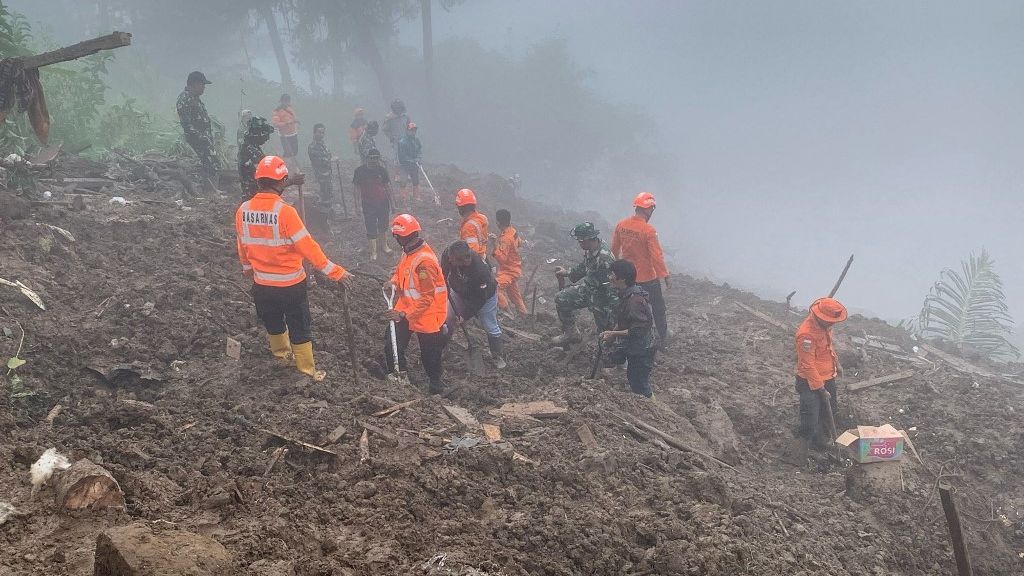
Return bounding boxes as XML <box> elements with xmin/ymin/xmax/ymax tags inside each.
<box><xmin>455</xmin><ymin>188</ymin><xmax>477</xmax><ymax>206</ymax></box>
<box><xmin>810</xmin><ymin>297</ymin><xmax>848</xmax><ymax>324</ymax></box>
<box><xmin>633</xmin><ymin>191</ymin><xmax>656</xmax><ymax>209</ymax></box>
<box><xmin>407</xmin><ymin>122</ymin><xmax>417</xmax><ymax>130</ymax></box>
<box><xmin>354</xmin><ymin>107</ymin><xmax>365</xmax><ymax>116</ymax></box>
<box><xmin>391</xmin><ymin>213</ymin><xmax>422</xmax><ymax>236</ymax></box>
<box><xmin>254</xmin><ymin>155</ymin><xmax>289</xmax><ymax>181</ymax></box>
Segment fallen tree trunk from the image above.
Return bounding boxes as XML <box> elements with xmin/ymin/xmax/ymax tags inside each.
<box><xmin>53</xmin><ymin>459</ymin><xmax>125</xmax><ymax>511</ymax></box>
<box><xmin>20</xmin><ymin>32</ymin><xmax>132</xmax><ymax>70</ymax></box>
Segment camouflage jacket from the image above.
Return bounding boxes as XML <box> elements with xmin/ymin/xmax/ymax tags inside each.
<box><xmin>307</xmin><ymin>139</ymin><xmax>332</xmax><ymax>181</ymax></box>
<box><xmin>569</xmin><ymin>241</ymin><xmax>616</xmax><ymax>291</ymax></box>
<box><xmin>357</xmin><ymin>132</ymin><xmax>377</xmax><ymax>162</ymax></box>
<box><xmin>176</xmin><ymin>89</ymin><xmax>212</xmax><ymax>142</ymax></box>
<box><xmin>238</xmin><ymin>142</ymin><xmax>264</xmax><ymax>196</ymax></box>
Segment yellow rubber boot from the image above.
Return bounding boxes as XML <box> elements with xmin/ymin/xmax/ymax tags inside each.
<box><xmin>292</xmin><ymin>341</ymin><xmax>326</xmax><ymax>381</ymax></box>
<box><xmin>379</xmin><ymin>232</ymin><xmax>393</xmax><ymax>254</ymax></box>
<box><xmin>268</xmin><ymin>332</ymin><xmax>293</xmax><ymax>365</ymax></box>
<box><xmin>368</xmin><ymin>238</ymin><xmax>378</xmax><ymax>261</ymax></box>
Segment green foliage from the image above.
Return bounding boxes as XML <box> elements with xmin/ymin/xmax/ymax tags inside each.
<box><xmin>40</xmin><ymin>54</ymin><xmax>111</xmax><ymax>154</ymax></box>
<box><xmin>919</xmin><ymin>249</ymin><xmax>1019</xmax><ymax>359</ymax></box>
<box><xmin>96</xmin><ymin>96</ymin><xmax>181</xmax><ymax>155</ymax></box>
<box><xmin>0</xmin><ymin>3</ymin><xmax>32</xmax><ymax>57</ymax></box>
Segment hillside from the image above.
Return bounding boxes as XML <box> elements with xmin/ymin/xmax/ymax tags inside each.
<box><xmin>0</xmin><ymin>158</ymin><xmax>1022</xmax><ymax>575</ymax></box>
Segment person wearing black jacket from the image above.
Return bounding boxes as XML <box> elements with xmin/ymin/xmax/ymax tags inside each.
<box><xmin>600</xmin><ymin>259</ymin><xmax>657</xmax><ymax>398</ymax></box>
<box><xmin>440</xmin><ymin>240</ymin><xmax>505</xmax><ymax>369</ymax></box>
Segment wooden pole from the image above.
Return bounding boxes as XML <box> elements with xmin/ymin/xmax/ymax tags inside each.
<box><xmin>21</xmin><ymin>32</ymin><xmax>132</xmax><ymax>70</ymax></box>
<box><xmin>939</xmin><ymin>485</ymin><xmax>974</xmax><ymax>576</ymax></box>
<box><xmin>828</xmin><ymin>254</ymin><xmax>854</xmax><ymax>298</ymax></box>
<box><xmin>333</xmin><ymin>159</ymin><xmax>349</xmax><ymax>217</ymax></box>
<box><xmin>339</xmin><ymin>287</ymin><xmax>360</xmax><ymax>389</ymax></box>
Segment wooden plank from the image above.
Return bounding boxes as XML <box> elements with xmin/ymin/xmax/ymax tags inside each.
<box><xmin>482</xmin><ymin>423</ymin><xmax>502</xmax><ymax>442</ymax></box>
<box><xmin>502</xmin><ymin>326</ymin><xmax>543</xmax><ymax>342</ymax></box>
<box><xmin>359</xmin><ymin>429</ymin><xmax>370</xmax><ymax>463</ymax></box>
<box><xmin>919</xmin><ymin>343</ymin><xmax>999</xmax><ymax>379</ymax></box>
<box><xmin>623</xmin><ymin>414</ymin><xmax>736</xmax><ymax>471</ymax></box>
<box><xmin>443</xmin><ymin>405</ymin><xmax>481</xmax><ymax>430</ymax></box>
<box><xmin>847</xmin><ymin>370</ymin><xmax>916</xmax><ymax>392</ymax></box>
<box><xmin>939</xmin><ymin>485</ymin><xmax>974</xmax><ymax>576</ymax></box>
<box><xmin>489</xmin><ymin>401</ymin><xmax>568</xmax><ymax>419</ymax></box>
<box><xmin>372</xmin><ymin>399</ymin><xmax>420</xmax><ymax>418</ymax></box>
<box><xmin>257</xmin><ymin>428</ymin><xmax>338</xmax><ymax>456</ymax></box>
<box><xmin>576</xmin><ymin>424</ymin><xmax>598</xmax><ymax>450</ymax></box>
<box><xmin>21</xmin><ymin>32</ymin><xmax>132</xmax><ymax>70</ymax></box>
<box><xmin>357</xmin><ymin>420</ymin><xmax>399</xmax><ymax>443</ymax></box>
<box><xmin>263</xmin><ymin>447</ymin><xmax>287</xmax><ymax>477</ymax></box>
<box><xmin>735</xmin><ymin>302</ymin><xmax>791</xmax><ymax>331</ymax></box>
<box><xmin>324</xmin><ymin>424</ymin><xmax>347</xmax><ymax>444</ymax></box>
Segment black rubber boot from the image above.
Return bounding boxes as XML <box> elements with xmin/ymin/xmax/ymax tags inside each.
<box><xmin>488</xmin><ymin>335</ymin><xmax>507</xmax><ymax>369</ymax></box>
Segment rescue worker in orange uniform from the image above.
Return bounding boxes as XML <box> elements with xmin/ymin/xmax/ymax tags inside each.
<box><xmin>794</xmin><ymin>297</ymin><xmax>848</xmax><ymax>447</ymax></box>
<box><xmin>384</xmin><ymin>214</ymin><xmax>450</xmax><ymax>394</ymax></box>
<box><xmin>235</xmin><ymin>156</ymin><xmax>351</xmax><ymax>381</ymax></box>
<box><xmin>271</xmin><ymin>93</ymin><xmax>299</xmax><ymax>165</ymax></box>
<box><xmin>611</xmin><ymin>191</ymin><xmax>670</xmax><ymax>344</ymax></box>
<box><xmin>490</xmin><ymin>209</ymin><xmax>528</xmax><ymax>315</ymax></box>
<box><xmin>455</xmin><ymin>188</ymin><xmax>489</xmax><ymax>260</ymax></box>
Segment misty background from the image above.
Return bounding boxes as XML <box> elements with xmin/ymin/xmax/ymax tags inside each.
<box><xmin>6</xmin><ymin>0</ymin><xmax>1021</xmax><ymax>344</ymax></box>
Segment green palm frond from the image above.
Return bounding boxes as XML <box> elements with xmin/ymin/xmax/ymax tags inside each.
<box><xmin>919</xmin><ymin>249</ymin><xmax>1019</xmax><ymax>359</ymax></box>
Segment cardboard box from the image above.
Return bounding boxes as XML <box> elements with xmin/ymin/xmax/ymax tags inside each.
<box><xmin>835</xmin><ymin>424</ymin><xmax>907</xmax><ymax>463</ymax></box>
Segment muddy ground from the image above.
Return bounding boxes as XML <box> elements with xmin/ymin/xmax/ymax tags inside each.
<box><xmin>1</xmin><ymin>158</ymin><xmax>1022</xmax><ymax>575</ymax></box>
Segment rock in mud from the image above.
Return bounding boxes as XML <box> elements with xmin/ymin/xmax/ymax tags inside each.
<box><xmin>54</xmin><ymin>459</ymin><xmax>125</xmax><ymax>512</ymax></box>
<box><xmin>93</xmin><ymin>523</ymin><xmax>232</xmax><ymax>576</ymax></box>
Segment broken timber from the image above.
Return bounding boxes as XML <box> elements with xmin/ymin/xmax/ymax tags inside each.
<box><xmin>482</xmin><ymin>423</ymin><xmax>502</xmax><ymax>442</ymax></box>
<box><xmin>443</xmin><ymin>405</ymin><xmax>482</xmax><ymax>430</ymax></box>
<box><xmin>576</xmin><ymin>424</ymin><xmax>599</xmax><ymax>450</ymax></box>
<box><xmin>939</xmin><ymin>485</ymin><xmax>974</xmax><ymax>576</ymax></box>
<box><xmin>359</xmin><ymin>429</ymin><xmax>370</xmax><ymax>463</ymax></box>
<box><xmin>623</xmin><ymin>414</ymin><xmax>736</xmax><ymax>471</ymax></box>
<box><xmin>257</xmin><ymin>428</ymin><xmax>338</xmax><ymax>456</ymax></box>
<box><xmin>489</xmin><ymin>401</ymin><xmax>567</xmax><ymax>419</ymax></box>
<box><xmin>502</xmin><ymin>326</ymin><xmax>543</xmax><ymax>342</ymax></box>
<box><xmin>21</xmin><ymin>32</ymin><xmax>133</xmax><ymax>70</ymax></box>
<box><xmin>847</xmin><ymin>370</ymin><xmax>916</xmax><ymax>392</ymax></box>
<box><xmin>372</xmin><ymin>399</ymin><xmax>420</xmax><ymax>418</ymax></box>
<box><xmin>735</xmin><ymin>302</ymin><xmax>790</xmax><ymax>331</ymax></box>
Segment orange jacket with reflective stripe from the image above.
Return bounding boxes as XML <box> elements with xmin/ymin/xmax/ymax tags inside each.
<box><xmin>271</xmin><ymin>106</ymin><xmax>298</xmax><ymax>136</ymax></box>
<box><xmin>794</xmin><ymin>315</ymin><xmax>838</xmax><ymax>390</ymax></box>
<box><xmin>611</xmin><ymin>215</ymin><xmax>669</xmax><ymax>284</ymax></box>
<box><xmin>235</xmin><ymin>192</ymin><xmax>345</xmax><ymax>287</ymax></box>
<box><xmin>460</xmin><ymin>212</ymin><xmax>489</xmax><ymax>258</ymax></box>
<box><xmin>391</xmin><ymin>242</ymin><xmax>447</xmax><ymax>333</ymax></box>
<box><xmin>492</xmin><ymin>226</ymin><xmax>523</xmax><ymax>280</ymax></box>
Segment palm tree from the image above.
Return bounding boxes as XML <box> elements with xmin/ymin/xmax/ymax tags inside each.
<box><xmin>919</xmin><ymin>249</ymin><xmax>1019</xmax><ymax>359</ymax></box>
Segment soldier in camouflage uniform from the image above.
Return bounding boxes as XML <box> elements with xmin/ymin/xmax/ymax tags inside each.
<box><xmin>358</xmin><ymin>120</ymin><xmax>379</xmax><ymax>163</ymax></box>
<box><xmin>552</xmin><ymin>222</ymin><xmax>620</xmax><ymax>344</ymax></box>
<box><xmin>176</xmin><ymin>71</ymin><xmax>221</xmax><ymax>194</ymax></box>
<box><xmin>238</xmin><ymin>116</ymin><xmax>274</xmax><ymax>197</ymax></box>
<box><xmin>307</xmin><ymin>123</ymin><xmax>335</xmax><ymax>212</ymax></box>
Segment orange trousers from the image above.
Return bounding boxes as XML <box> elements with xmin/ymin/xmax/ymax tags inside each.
<box><xmin>497</xmin><ymin>276</ymin><xmax>528</xmax><ymax>314</ymax></box>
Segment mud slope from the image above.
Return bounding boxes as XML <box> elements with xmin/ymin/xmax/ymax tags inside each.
<box><xmin>1</xmin><ymin>161</ymin><xmax>1021</xmax><ymax>575</ymax></box>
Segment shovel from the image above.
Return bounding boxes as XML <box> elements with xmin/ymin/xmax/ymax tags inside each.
<box><xmin>446</xmin><ymin>290</ymin><xmax>486</xmax><ymax>375</ymax></box>
<box><xmin>382</xmin><ymin>285</ymin><xmax>410</xmax><ymax>386</ymax></box>
<box><xmin>416</xmin><ymin>161</ymin><xmax>440</xmax><ymax>205</ymax></box>
<box><xmin>587</xmin><ymin>338</ymin><xmax>604</xmax><ymax>379</ymax></box>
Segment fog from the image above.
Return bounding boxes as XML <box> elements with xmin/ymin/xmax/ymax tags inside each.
<box><xmin>413</xmin><ymin>0</ymin><xmax>1023</xmax><ymax>336</ymax></box>
<box><xmin>8</xmin><ymin>0</ymin><xmax>1022</xmax><ymax>342</ymax></box>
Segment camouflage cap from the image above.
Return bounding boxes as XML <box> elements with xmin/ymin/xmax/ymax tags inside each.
<box><xmin>570</xmin><ymin>222</ymin><xmax>600</xmax><ymax>240</ymax></box>
<box><xmin>246</xmin><ymin>116</ymin><xmax>275</xmax><ymax>138</ymax></box>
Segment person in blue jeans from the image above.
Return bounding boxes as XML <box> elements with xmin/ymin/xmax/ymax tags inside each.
<box><xmin>440</xmin><ymin>240</ymin><xmax>505</xmax><ymax>369</ymax></box>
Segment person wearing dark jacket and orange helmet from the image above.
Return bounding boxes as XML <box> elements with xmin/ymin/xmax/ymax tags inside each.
<box><xmin>612</xmin><ymin>191</ymin><xmax>670</xmax><ymax>344</ymax></box>
<box><xmin>455</xmin><ymin>188</ymin><xmax>489</xmax><ymax>259</ymax></box>
<box><xmin>441</xmin><ymin>240</ymin><xmax>505</xmax><ymax>369</ymax></box>
<box><xmin>383</xmin><ymin>214</ymin><xmax>449</xmax><ymax>394</ymax></box>
<box><xmin>794</xmin><ymin>297</ymin><xmax>848</xmax><ymax>447</ymax></box>
<box><xmin>235</xmin><ymin>155</ymin><xmax>351</xmax><ymax>381</ymax></box>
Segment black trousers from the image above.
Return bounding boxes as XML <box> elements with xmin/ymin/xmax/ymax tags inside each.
<box><xmin>384</xmin><ymin>318</ymin><xmax>446</xmax><ymax>382</ymax></box>
<box><xmin>316</xmin><ymin>178</ymin><xmax>333</xmax><ymax>204</ymax></box>
<box><xmin>639</xmin><ymin>279</ymin><xmax>668</xmax><ymax>340</ymax></box>
<box><xmin>252</xmin><ymin>281</ymin><xmax>311</xmax><ymax>344</ymax></box>
<box><xmin>363</xmin><ymin>198</ymin><xmax>391</xmax><ymax>238</ymax></box>
<box><xmin>795</xmin><ymin>376</ymin><xmax>837</xmax><ymax>441</ymax></box>
<box><xmin>626</xmin><ymin>351</ymin><xmax>655</xmax><ymax>397</ymax></box>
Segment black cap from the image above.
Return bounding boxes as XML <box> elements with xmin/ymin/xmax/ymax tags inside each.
<box><xmin>187</xmin><ymin>71</ymin><xmax>212</xmax><ymax>85</ymax></box>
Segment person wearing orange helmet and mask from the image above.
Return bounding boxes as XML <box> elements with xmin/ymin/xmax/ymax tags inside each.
<box><xmin>384</xmin><ymin>214</ymin><xmax>450</xmax><ymax>394</ymax></box>
<box><xmin>794</xmin><ymin>297</ymin><xmax>848</xmax><ymax>449</ymax></box>
<box><xmin>455</xmin><ymin>188</ymin><xmax>489</xmax><ymax>260</ymax></box>
<box><xmin>612</xmin><ymin>191</ymin><xmax>670</xmax><ymax>345</ymax></box>
<box><xmin>235</xmin><ymin>156</ymin><xmax>352</xmax><ymax>381</ymax></box>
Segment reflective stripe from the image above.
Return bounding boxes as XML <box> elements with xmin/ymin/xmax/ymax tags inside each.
<box><xmin>434</xmin><ymin>286</ymin><xmax>447</xmax><ymax>293</ymax></box>
<box><xmin>242</xmin><ymin>264</ymin><xmax>253</xmax><ymax>270</ymax></box>
<box><xmin>290</xmin><ymin>228</ymin><xmax>309</xmax><ymax>243</ymax></box>
<box><xmin>241</xmin><ymin>236</ymin><xmax>291</xmax><ymax>247</ymax></box>
<box><xmin>254</xmin><ymin>268</ymin><xmax>305</xmax><ymax>283</ymax></box>
<box><xmin>465</xmin><ymin>237</ymin><xmax>479</xmax><ymax>244</ymax></box>
<box><xmin>241</xmin><ymin>199</ymin><xmax>284</xmax><ymax>243</ymax></box>
<box><xmin>321</xmin><ymin>261</ymin><xmax>336</xmax><ymax>275</ymax></box>
<box><xmin>404</xmin><ymin>250</ymin><xmax>440</xmax><ymax>300</ymax></box>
